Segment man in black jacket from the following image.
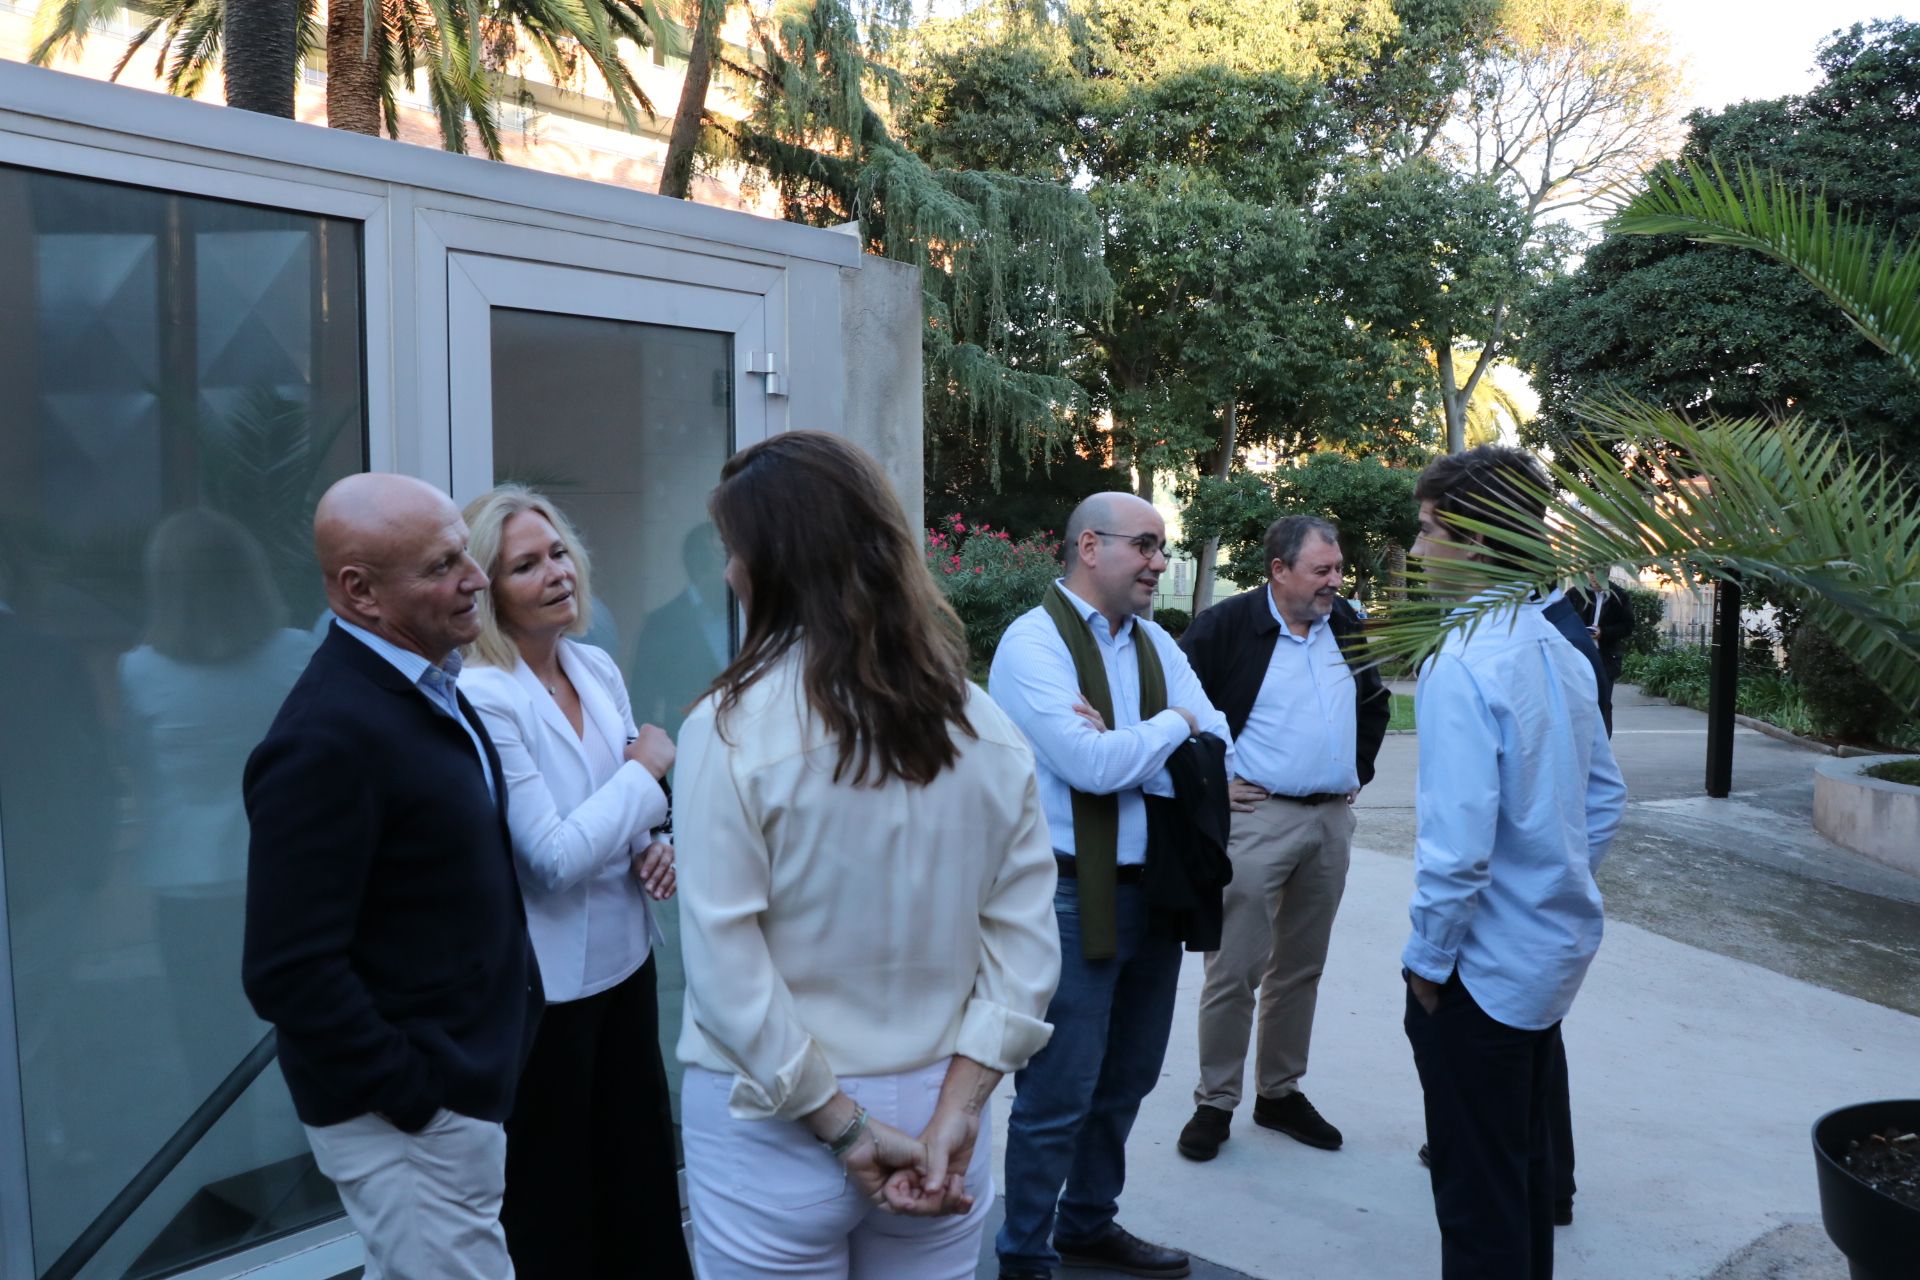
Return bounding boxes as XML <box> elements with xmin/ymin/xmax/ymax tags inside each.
<box><xmin>1564</xmin><ymin>580</ymin><xmax>1635</xmax><ymax>683</ymax></box>
<box><xmin>1175</xmin><ymin>516</ymin><xmax>1390</xmax><ymax>1162</ymax></box>
<box><xmin>243</xmin><ymin>473</ymin><xmax>541</xmax><ymax>1280</ymax></box>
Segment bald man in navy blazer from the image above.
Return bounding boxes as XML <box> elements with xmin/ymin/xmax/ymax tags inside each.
<box><xmin>243</xmin><ymin>474</ymin><xmax>541</xmax><ymax>1280</ymax></box>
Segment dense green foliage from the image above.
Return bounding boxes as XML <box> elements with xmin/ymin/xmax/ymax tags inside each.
<box><xmin>1622</xmin><ymin>584</ymin><xmax>1665</xmax><ymax>656</ymax></box>
<box><xmin>1521</xmin><ymin>19</ymin><xmax>1920</xmax><ymax>468</ymax></box>
<box><xmin>1865</xmin><ymin>759</ymin><xmax>1920</xmax><ymax>786</ymax></box>
<box><xmin>924</xmin><ymin>514</ymin><xmax>1061</xmax><ymax>673</ymax></box>
<box><xmin>1621</xmin><ymin>646</ymin><xmax>1816</xmax><ymax>738</ymax></box>
<box><xmin>1180</xmin><ymin>453</ymin><xmax>1419</xmax><ymax>598</ymax></box>
<box><xmin>1788</xmin><ymin>624</ymin><xmax>1907</xmax><ymax>744</ymax></box>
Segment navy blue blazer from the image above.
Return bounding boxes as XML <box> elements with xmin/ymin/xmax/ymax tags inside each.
<box><xmin>242</xmin><ymin>623</ymin><xmax>542</xmax><ymax>1132</ymax></box>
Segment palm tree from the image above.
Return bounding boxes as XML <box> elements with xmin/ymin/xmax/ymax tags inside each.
<box><xmin>30</xmin><ymin>0</ymin><xmax>671</xmax><ymax>158</ymax></box>
<box><xmin>658</xmin><ymin>0</ymin><xmax>727</xmax><ymax>198</ymax></box>
<box><xmin>1367</xmin><ymin>161</ymin><xmax>1920</xmax><ymax>711</ymax></box>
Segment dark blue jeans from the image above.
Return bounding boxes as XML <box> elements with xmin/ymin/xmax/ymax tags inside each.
<box><xmin>996</xmin><ymin>879</ymin><xmax>1183</xmax><ymax>1271</ymax></box>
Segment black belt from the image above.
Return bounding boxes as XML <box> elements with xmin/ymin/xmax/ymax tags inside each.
<box><xmin>1055</xmin><ymin>854</ymin><xmax>1145</xmax><ymax>885</ymax></box>
<box><xmin>1268</xmin><ymin>791</ymin><xmax>1346</xmax><ymax>806</ymax></box>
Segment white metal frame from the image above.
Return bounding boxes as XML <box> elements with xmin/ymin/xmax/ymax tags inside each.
<box><xmin>444</xmin><ymin>252</ymin><xmax>777</xmax><ymax>502</ymax></box>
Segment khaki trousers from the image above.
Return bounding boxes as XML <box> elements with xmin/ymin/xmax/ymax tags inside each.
<box><xmin>1194</xmin><ymin>795</ymin><xmax>1356</xmax><ymax>1111</ymax></box>
<box><xmin>304</xmin><ymin>1109</ymin><xmax>513</xmax><ymax>1280</ymax></box>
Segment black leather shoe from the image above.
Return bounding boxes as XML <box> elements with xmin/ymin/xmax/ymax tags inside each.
<box><xmin>1554</xmin><ymin>1198</ymin><xmax>1574</xmax><ymax>1227</ymax></box>
<box><xmin>1253</xmin><ymin>1091</ymin><xmax>1343</xmax><ymax>1150</ymax></box>
<box><xmin>1177</xmin><ymin>1104</ymin><xmax>1232</xmax><ymax>1161</ymax></box>
<box><xmin>1056</xmin><ymin>1223</ymin><xmax>1191</xmax><ymax>1277</ymax></box>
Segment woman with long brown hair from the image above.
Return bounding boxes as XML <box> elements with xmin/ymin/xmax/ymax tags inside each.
<box><xmin>675</xmin><ymin>431</ymin><xmax>1061</xmax><ymax>1278</ymax></box>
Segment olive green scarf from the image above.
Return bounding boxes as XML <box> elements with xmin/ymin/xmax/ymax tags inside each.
<box><xmin>1041</xmin><ymin>583</ymin><xmax>1167</xmax><ymax>959</ymax></box>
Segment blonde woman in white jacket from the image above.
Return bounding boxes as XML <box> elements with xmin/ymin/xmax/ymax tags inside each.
<box><xmin>460</xmin><ymin>485</ymin><xmax>693</xmax><ymax>1280</ymax></box>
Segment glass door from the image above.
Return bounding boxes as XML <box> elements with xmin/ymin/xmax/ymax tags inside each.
<box><xmin>447</xmin><ymin>256</ymin><xmax>771</xmax><ymax>1134</ymax></box>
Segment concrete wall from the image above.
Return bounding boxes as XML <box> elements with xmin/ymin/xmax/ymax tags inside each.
<box><xmin>1814</xmin><ymin>755</ymin><xmax>1920</xmax><ymax>876</ymax></box>
<box><xmin>837</xmin><ymin>254</ymin><xmax>925</xmax><ymax>532</ymax></box>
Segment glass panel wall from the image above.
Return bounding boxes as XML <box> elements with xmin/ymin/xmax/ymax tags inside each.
<box><xmin>0</xmin><ymin>164</ymin><xmax>365</xmax><ymax>1276</ymax></box>
<box><xmin>488</xmin><ymin>308</ymin><xmax>734</xmax><ymax>1130</ymax></box>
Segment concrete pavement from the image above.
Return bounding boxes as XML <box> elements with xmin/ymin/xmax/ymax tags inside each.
<box><xmin>976</xmin><ymin>685</ymin><xmax>1920</xmax><ymax>1279</ymax></box>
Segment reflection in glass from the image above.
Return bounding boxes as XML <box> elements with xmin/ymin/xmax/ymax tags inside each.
<box><xmin>488</xmin><ymin>309</ymin><xmax>734</xmax><ymax>1131</ymax></box>
<box><xmin>0</xmin><ymin>163</ymin><xmax>364</xmax><ymax>1276</ymax></box>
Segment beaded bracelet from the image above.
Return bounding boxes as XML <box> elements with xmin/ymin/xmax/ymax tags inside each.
<box><xmin>824</xmin><ymin>1105</ymin><xmax>870</xmax><ymax>1159</ymax></box>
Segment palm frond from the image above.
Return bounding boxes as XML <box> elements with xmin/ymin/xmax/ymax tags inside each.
<box><xmin>1363</xmin><ymin>404</ymin><xmax>1920</xmax><ymax>710</ymax></box>
<box><xmin>28</xmin><ymin>0</ymin><xmax>132</xmax><ymax>65</ymax></box>
<box><xmin>1613</xmin><ymin>160</ymin><xmax>1920</xmax><ymax>388</ymax></box>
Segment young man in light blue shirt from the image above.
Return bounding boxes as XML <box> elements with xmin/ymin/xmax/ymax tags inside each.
<box><xmin>1402</xmin><ymin>446</ymin><xmax>1627</xmax><ymax>1280</ymax></box>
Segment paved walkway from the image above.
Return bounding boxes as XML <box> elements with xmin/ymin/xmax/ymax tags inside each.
<box><xmin>974</xmin><ymin>686</ymin><xmax>1920</xmax><ymax>1279</ymax></box>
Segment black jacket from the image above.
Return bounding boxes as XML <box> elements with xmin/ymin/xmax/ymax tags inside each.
<box><xmin>1543</xmin><ymin>594</ymin><xmax>1614</xmax><ymax>737</ymax></box>
<box><xmin>1564</xmin><ymin>584</ymin><xmax>1635</xmax><ymax>672</ymax></box>
<box><xmin>1179</xmin><ymin>589</ymin><xmax>1390</xmax><ymax>787</ymax></box>
<box><xmin>1144</xmin><ymin>732</ymin><xmax>1232</xmax><ymax>951</ymax></box>
<box><xmin>242</xmin><ymin>624</ymin><xmax>542</xmax><ymax>1132</ymax></box>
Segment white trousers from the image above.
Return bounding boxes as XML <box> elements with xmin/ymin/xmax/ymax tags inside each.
<box><xmin>304</xmin><ymin>1109</ymin><xmax>514</xmax><ymax>1280</ymax></box>
<box><xmin>684</xmin><ymin>1061</ymin><xmax>993</xmax><ymax>1279</ymax></box>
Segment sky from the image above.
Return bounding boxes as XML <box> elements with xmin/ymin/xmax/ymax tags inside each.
<box><xmin>1640</xmin><ymin>0</ymin><xmax>1920</xmax><ymax>112</ymax></box>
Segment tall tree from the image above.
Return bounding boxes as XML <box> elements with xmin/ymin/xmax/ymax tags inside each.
<box><xmin>659</xmin><ymin>0</ymin><xmax>727</xmax><ymax>198</ymax></box>
<box><xmin>327</xmin><ymin>0</ymin><xmax>382</xmax><ymax>136</ymax></box>
<box><xmin>1519</xmin><ymin>19</ymin><xmax>1920</xmax><ymax>471</ymax></box>
<box><xmin>899</xmin><ymin>2</ymin><xmax>1460</xmax><ymax>601</ymax></box>
<box><xmin>1402</xmin><ymin>0</ymin><xmax>1683</xmax><ymax>450</ymax></box>
<box><xmin>722</xmin><ymin>0</ymin><xmax>1110</xmax><ymax>478</ymax></box>
<box><xmin>1326</xmin><ymin>157</ymin><xmax>1564</xmax><ymax>455</ymax></box>
<box><xmin>227</xmin><ymin>0</ymin><xmax>301</xmax><ymax>115</ymax></box>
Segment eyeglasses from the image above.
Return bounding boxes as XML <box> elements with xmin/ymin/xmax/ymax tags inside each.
<box><xmin>1091</xmin><ymin>530</ymin><xmax>1166</xmax><ymax>559</ymax></box>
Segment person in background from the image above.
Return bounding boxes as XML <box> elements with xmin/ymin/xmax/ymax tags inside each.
<box><xmin>675</xmin><ymin>431</ymin><xmax>1060</xmax><ymax>1280</ymax></box>
<box><xmin>459</xmin><ymin>485</ymin><xmax>690</xmax><ymax>1280</ymax></box>
<box><xmin>243</xmin><ymin>474</ymin><xmax>541</xmax><ymax>1280</ymax></box>
<box><xmin>1565</xmin><ymin>577</ymin><xmax>1635</xmax><ymax>687</ymax></box>
<box><xmin>990</xmin><ymin>491</ymin><xmax>1232</xmax><ymax>1280</ymax></box>
<box><xmin>1175</xmin><ymin>515</ymin><xmax>1389</xmax><ymax>1162</ymax></box>
<box><xmin>121</xmin><ymin>510</ymin><xmax>315</xmax><ymax>1118</ymax></box>
<box><xmin>1402</xmin><ymin>447</ymin><xmax>1627</xmax><ymax>1279</ymax></box>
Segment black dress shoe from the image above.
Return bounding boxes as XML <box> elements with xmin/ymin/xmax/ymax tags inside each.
<box><xmin>1055</xmin><ymin>1223</ymin><xmax>1191</xmax><ymax>1277</ymax></box>
<box><xmin>1252</xmin><ymin>1091</ymin><xmax>1343</xmax><ymax>1150</ymax></box>
<box><xmin>1553</xmin><ymin>1198</ymin><xmax>1574</xmax><ymax>1227</ymax></box>
<box><xmin>1177</xmin><ymin>1104</ymin><xmax>1232</xmax><ymax>1161</ymax></box>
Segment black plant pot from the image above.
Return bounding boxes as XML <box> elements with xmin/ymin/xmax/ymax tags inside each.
<box><xmin>1812</xmin><ymin>1100</ymin><xmax>1920</xmax><ymax>1280</ymax></box>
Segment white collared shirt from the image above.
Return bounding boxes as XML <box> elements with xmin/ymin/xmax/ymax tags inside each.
<box><xmin>988</xmin><ymin>581</ymin><xmax>1232</xmax><ymax>865</ymax></box>
<box><xmin>331</xmin><ymin>616</ymin><xmax>495</xmax><ymax>803</ymax></box>
<box><xmin>1230</xmin><ymin>589</ymin><xmax>1359</xmax><ymax>796</ymax></box>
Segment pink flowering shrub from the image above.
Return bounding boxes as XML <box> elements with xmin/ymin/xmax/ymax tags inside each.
<box><xmin>925</xmin><ymin>514</ymin><xmax>1063</xmax><ymax>673</ymax></box>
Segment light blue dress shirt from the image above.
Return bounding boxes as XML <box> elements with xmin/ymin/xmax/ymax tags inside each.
<box><xmin>988</xmin><ymin>582</ymin><xmax>1232</xmax><ymax>866</ymax></box>
<box><xmin>1230</xmin><ymin>589</ymin><xmax>1359</xmax><ymax>796</ymax></box>
<box><xmin>1402</xmin><ymin>598</ymin><xmax>1627</xmax><ymax>1030</ymax></box>
<box><xmin>332</xmin><ymin>617</ymin><xmax>497</xmax><ymax>805</ymax></box>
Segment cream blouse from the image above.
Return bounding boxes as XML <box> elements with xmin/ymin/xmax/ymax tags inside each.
<box><xmin>675</xmin><ymin>651</ymin><xmax>1061</xmax><ymax>1121</ymax></box>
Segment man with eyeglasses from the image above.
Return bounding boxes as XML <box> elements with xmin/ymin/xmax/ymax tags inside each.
<box><xmin>989</xmin><ymin>492</ymin><xmax>1231</xmax><ymax>1280</ymax></box>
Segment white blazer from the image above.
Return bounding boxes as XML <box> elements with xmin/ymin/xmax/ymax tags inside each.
<box><xmin>462</xmin><ymin>639</ymin><xmax>668</xmax><ymax>1003</ymax></box>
